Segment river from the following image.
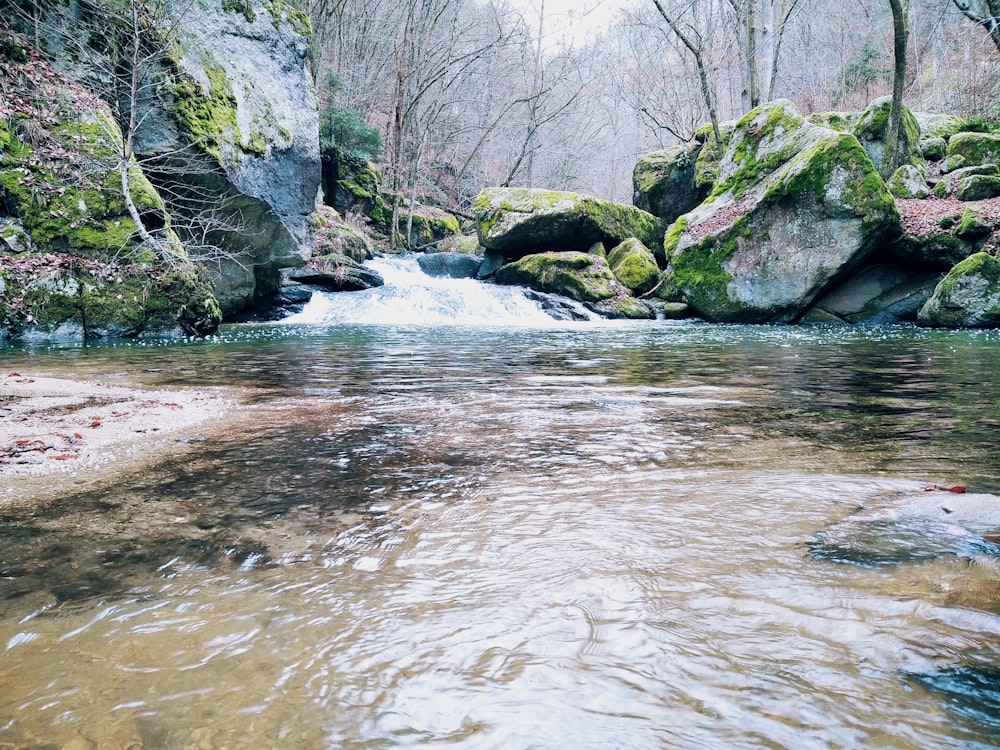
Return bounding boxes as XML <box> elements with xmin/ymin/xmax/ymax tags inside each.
<box><xmin>1</xmin><ymin>258</ymin><xmax>999</xmax><ymax>748</ymax></box>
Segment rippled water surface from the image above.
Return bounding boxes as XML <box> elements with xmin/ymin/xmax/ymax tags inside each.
<box><xmin>2</xmin><ymin>321</ymin><xmax>1000</xmax><ymax>748</ymax></box>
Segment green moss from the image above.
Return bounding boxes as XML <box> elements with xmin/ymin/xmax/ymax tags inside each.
<box><xmin>261</xmin><ymin>0</ymin><xmax>313</xmax><ymax>35</ymax></box>
<box><xmin>398</xmin><ymin>211</ymin><xmax>460</xmax><ymax>246</ymax></box>
<box><xmin>221</xmin><ymin>0</ymin><xmax>256</xmax><ymax>23</ymax></box>
<box><xmin>955</xmin><ymin>207</ymin><xmax>991</xmax><ymax>238</ymax></box>
<box><xmin>607</xmin><ymin>238</ymin><xmax>659</xmax><ymax>294</ymax></box>
<box><xmin>669</xmin><ymin>218</ymin><xmax>750</xmax><ymax>321</ymax></box>
<box><xmin>945</xmin><ymin>132</ymin><xmax>1000</xmax><ymax>168</ymax></box>
<box><xmin>171</xmin><ymin>55</ymin><xmax>240</xmax><ymax>164</ymax></box>
<box><xmin>662</xmin><ymin>215</ymin><xmax>688</xmax><ymax>259</ymax></box>
<box><xmin>806</xmin><ymin>112</ymin><xmax>856</xmax><ymax>132</ymax></box>
<box><xmin>494</xmin><ymin>251</ymin><xmax>622</xmax><ymax>302</ymax></box>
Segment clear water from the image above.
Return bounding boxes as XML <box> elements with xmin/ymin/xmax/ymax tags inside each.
<box><xmin>2</xmin><ymin>280</ymin><xmax>1000</xmax><ymax>748</ymax></box>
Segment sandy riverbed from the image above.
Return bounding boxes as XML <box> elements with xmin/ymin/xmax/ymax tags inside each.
<box><xmin>1</xmin><ymin>371</ymin><xmax>241</xmax><ymax>507</ymax></box>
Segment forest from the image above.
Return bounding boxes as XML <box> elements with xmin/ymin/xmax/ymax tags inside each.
<box><xmin>305</xmin><ymin>0</ymin><xmax>1000</xmax><ymax>212</ymax></box>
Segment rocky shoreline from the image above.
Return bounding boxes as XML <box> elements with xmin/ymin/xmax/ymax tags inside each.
<box><xmin>0</xmin><ymin>372</ymin><xmax>239</xmax><ymax>507</ymax></box>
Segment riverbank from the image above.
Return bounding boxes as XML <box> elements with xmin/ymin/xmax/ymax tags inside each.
<box><xmin>0</xmin><ymin>372</ymin><xmax>240</xmax><ymax>508</ymax></box>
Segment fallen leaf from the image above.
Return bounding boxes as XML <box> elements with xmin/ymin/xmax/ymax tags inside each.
<box><xmin>52</xmin><ymin>454</ymin><xmax>78</xmax><ymax>460</ymax></box>
<box><xmin>948</xmin><ymin>486</ymin><xmax>967</xmax><ymax>494</ymax></box>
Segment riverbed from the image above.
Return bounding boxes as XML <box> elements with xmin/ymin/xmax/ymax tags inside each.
<box><xmin>2</xmin><ymin>274</ymin><xmax>999</xmax><ymax>747</ymax></box>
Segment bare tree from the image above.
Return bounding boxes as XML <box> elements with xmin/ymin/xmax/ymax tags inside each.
<box><xmin>951</xmin><ymin>0</ymin><xmax>1000</xmax><ymax>52</ymax></box>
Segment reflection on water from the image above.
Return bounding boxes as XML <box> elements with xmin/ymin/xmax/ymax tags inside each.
<box><xmin>2</xmin><ymin>322</ymin><xmax>1000</xmax><ymax>748</ymax></box>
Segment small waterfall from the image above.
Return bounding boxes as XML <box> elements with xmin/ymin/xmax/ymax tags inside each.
<box><xmin>284</xmin><ymin>255</ymin><xmax>587</xmax><ymax>326</ymax></box>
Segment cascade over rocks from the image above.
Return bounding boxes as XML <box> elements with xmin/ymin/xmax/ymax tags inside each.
<box><xmin>664</xmin><ymin>100</ymin><xmax>900</xmax><ymax>324</ymax></box>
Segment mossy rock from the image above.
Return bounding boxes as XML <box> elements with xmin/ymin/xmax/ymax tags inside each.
<box><xmin>920</xmin><ymin>137</ymin><xmax>947</xmax><ymax>161</ymax></box>
<box><xmin>888</xmin><ymin>163</ymin><xmax>930</xmax><ymax>199</ymax></box>
<box><xmin>668</xmin><ymin>100</ymin><xmax>900</xmax><ymax>324</ymax></box>
<box><xmin>632</xmin><ymin>142</ymin><xmax>708</xmax><ymax>223</ymax></box>
<box><xmin>946</xmin><ymin>132</ymin><xmax>1000</xmax><ymax>169</ymax></box>
<box><xmin>917</xmin><ymin>252</ymin><xmax>1000</xmax><ymax>328</ymax></box>
<box><xmin>607</xmin><ymin>238</ymin><xmax>660</xmax><ymax>295</ymax></box>
<box><xmin>806</xmin><ymin>111</ymin><xmax>860</xmax><ymax>132</ymax></box>
<box><xmin>933</xmin><ymin>164</ymin><xmax>1000</xmax><ymax>198</ymax></box>
<box><xmin>957</xmin><ymin>174</ymin><xmax>1000</xmax><ymax>202</ymax></box>
<box><xmin>851</xmin><ymin>97</ymin><xmax>922</xmax><ymax>174</ymax></box>
<box><xmin>434</xmin><ymin>233</ymin><xmax>484</xmax><ymax>256</ymax></box>
<box><xmin>693</xmin><ymin>120</ymin><xmax>737</xmax><ymax>191</ymax></box>
<box><xmin>397</xmin><ymin>207</ymin><xmax>461</xmax><ymax>248</ymax></box>
<box><xmin>0</xmin><ymin>109</ymin><xmax>168</xmax><ymax>262</ymax></box>
<box><xmin>2</xmin><ymin>260</ymin><xmax>220</xmax><ymax>340</ymax></box>
<box><xmin>955</xmin><ymin>207</ymin><xmax>992</xmax><ymax>238</ymax></box>
<box><xmin>474</xmin><ymin>188</ymin><xmax>666</xmax><ymax>261</ymax></box>
<box><xmin>913</xmin><ymin>112</ymin><xmax>968</xmax><ymax>140</ymax></box>
<box><xmin>291</xmin><ymin>253</ymin><xmax>383</xmax><ymax>290</ymax></box>
<box><xmin>313</xmin><ymin>205</ymin><xmax>374</xmax><ymax>262</ymax></box>
<box><xmin>586</xmin><ymin>294</ymin><xmax>656</xmax><ymax>320</ymax></box>
<box><xmin>493</xmin><ymin>251</ymin><xmax>630</xmax><ymax>304</ymax></box>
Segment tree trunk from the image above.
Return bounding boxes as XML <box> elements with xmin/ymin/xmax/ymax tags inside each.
<box><xmin>651</xmin><ymin>0</ymin><xmax>723</xmax><ymax>150</ymax></box>
<box><xmin>883</xmin><ymin>0</ymin><xmax>909</xmax><ymax>179</ymax></box>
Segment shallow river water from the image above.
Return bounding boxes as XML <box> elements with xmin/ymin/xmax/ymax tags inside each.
<box><xmin>2</xmin><ymin>272</ymin><xmax>1000</xmax><ymax>747</ymax></box>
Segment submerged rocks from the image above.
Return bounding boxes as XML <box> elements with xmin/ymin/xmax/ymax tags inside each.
<box><xmin>665</xmin><ymin>99</ymin><xmax>900</xmax><ymax>323</ymax></box>
<box><xmin>474</xmin><ymin>188</ymin><xmax>665</xmax><ymax>261</ymax></box>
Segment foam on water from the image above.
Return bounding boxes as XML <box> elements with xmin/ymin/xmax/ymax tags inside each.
<box><xmin>283</xmin><ymin>255</ymin><xmax>578</xmax><ymax>326</ymax></box>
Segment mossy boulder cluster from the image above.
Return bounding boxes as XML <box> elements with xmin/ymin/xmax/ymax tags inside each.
<box><xmin>0</xmin><ymin>37</ymin><xmax>221</xmax><ymax>340</ymax></box>
<box><xmin>1</xmin><ymin>0</ymin><xmax>320</xmax><ymax>341</ymax></box>
<box><xmin>473</xmin><ymin>98</ymin><xmax>1000</xmax><ymax>327</ymax></box>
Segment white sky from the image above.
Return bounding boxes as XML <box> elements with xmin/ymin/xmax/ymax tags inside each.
<box><xmin>511</xmin><ymin>0</ymin><xmax>633</xmax><ymax>47</ymax></box>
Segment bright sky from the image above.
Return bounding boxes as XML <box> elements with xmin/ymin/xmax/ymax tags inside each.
<box><xmin>511</xmin><ymin>0</ymin><xmax>633</xmax><ymax>47</ymax></box>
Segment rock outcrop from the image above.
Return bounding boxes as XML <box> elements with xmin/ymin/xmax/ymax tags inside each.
<box><xmin>132</xmin><ymin>0</ymin><xmax>321</xmax><ymax>314</ymax></box>
<box><xmin>632</xmin><ymin>143</ymin><xmax>707</xmax><ymax>223</ymax></box>
<box><xmin>474</xmin><ymin>188</ymin><xmax>665</xmax><ymax>261</ymax></box>
<box><xmin>0</xmin><ymin>32</ymin><xmax>221</xmax><ymax>340</ymax></box>
<box><xmin>664</xmin><ymin>100</ymin><xmax>900</xmax><ymax>323</ymax></box>
<box><xmin>917</xmin><ymin>252</ymin><xmax>1000</xmax><ymax>328</ymax></box>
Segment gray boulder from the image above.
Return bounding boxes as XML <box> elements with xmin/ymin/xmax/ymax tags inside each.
<box><xmin>665</xmin><ymin>100</ymin><xmax>900</xmax><ymax>323</ymax></box>
<box><xmin>918</xmin><ymin>252</ymin><xmax>1000</xmax><ymax>328</ymax></box>
<box><xmin>945</xmin><ymin>131</ymin><xmax>1000</xmax><ymax>169</ymax></box>
<box><xmin>417</xmin><ymin>252</ymin><xmax>482</xmax><ymax>279</ymax></box>
<box><xmin>474</xmin><ymin>188</ymin><xmax>665</xmax><ymax>262</ymax></box>
<box><xmin>134</xmin><ymin>0</ymin><xmax>321</xmax><ymax>314</ymax></box>
<box><xmin>285</xmin><ymin>255</ymin><xmax>384</xmax><ymax>292</ymax></box>
<box><xmin>632</xmin><ymin>142</ymin><xmax>708</xmax><ymax>223</ymax></box>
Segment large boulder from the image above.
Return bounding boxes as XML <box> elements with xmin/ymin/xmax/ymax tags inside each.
<box><xmin>131</xmin><ymin>0</ymin><xmax>321</xmax><ymax>314</ymax></box>
<box><xmin>607</xmin><ymin>238</ymin><xmax>660</xmax><ymax>295</ymax></box>
<box><xmin>665</xmin><ymin>100</ymin><xmax>900</xmax><ymax>323</ymax></box>
<box><xmin>632</xmin><ymin>142</ymin><xmax>707</xmax><ymax>223</ymax></box>
<box><xmin>851</xmin><ymin>96</ymin><xmax>922</xmax><ymax>175</ymax></box>
<box><xmin>493</xmin><ymin>251</ymin><xmax>653</xmax><ymax>319</ymax></box>
<box><xmin>945</xmin><ymin>132</ymin><xmax>1000</xmax><ymax>171</ymax></box>
<box><xmin>917</xmin><ymin>252</ymin><xmax>1000</xmax><ymax>328</ymax></box>
<box><xmin>474</xmin><ymin>188</ymin><xmax>665</xmax><ymax>262</ymax></box>
<box><xmin>417</xmin><ymin>252</ymin><xmax>481</xmax><ymax>279</ymax></box>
